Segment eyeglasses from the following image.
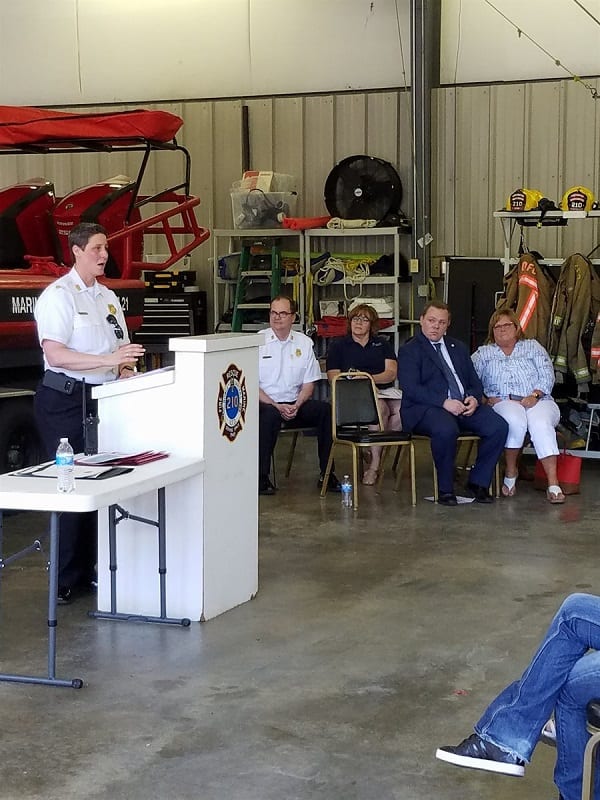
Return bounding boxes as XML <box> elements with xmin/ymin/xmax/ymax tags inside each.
<box><xmin>351</xmin><ymin>315</ymin><xmax>371</xmax><ymax>323</ymax></box>
<box><xmin>106</xmin><ymin>313</ymin><xmax>124</xmax><ymax>339</ymax></box>
<box><xmin>493</xmin><ymin>323</ymin><xmax>515</xmax><ymax>331</ymax></box>
<box><xmin>270</xmin><ymin>310</ymin><xmax>294</xmax><ymax>319</ymax></box>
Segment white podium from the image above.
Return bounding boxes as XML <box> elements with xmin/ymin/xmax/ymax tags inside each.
<box><xmin>93</xmin><ymin>333</ymin><xmax>263</xmax><ymax>622</ymax></box>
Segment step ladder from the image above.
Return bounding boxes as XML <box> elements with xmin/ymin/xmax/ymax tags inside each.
<box><xmin>231</xmin><ymin>237</ymin><xmax>281</xmax><ymax>332</ymax></box>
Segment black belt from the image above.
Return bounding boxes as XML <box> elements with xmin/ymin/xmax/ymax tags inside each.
<box><xmin>42</xmin><ymin>371</ymin><xmax>96</xmax><ymax>396</ymax></box>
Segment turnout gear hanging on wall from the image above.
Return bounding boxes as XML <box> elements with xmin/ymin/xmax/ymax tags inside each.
<box><xmin>589</xmin><ymin>310</ymin><xmax>600</xmax><ymax>384</ymax></box>
<box><xmin>547</xmin><ymin>253</ymin><xmax>600</xmax><ymax>390</ymax></box>
<box><xmin>496</xmin><ymin>253</ymin><xmax>555</xmax><ymax>349</ymax></box>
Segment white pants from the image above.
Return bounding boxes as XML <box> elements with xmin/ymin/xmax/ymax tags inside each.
<box><xmin>492</xmin><ymin>399</ymin><xmax>560</xmax><ymax>459</ymax></box>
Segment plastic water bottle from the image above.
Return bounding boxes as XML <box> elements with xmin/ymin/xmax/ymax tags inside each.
<box><xmin>341</xmin><ymin>475</ymin><xmax>353</xmax><ymax>508</ymax></box>
<box><xmin>56</xmin><ymin>437</ymin><xmax>75</xmax><ymax>493</ymax></box>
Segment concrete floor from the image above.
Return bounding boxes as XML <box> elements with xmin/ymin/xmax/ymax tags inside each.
<box><xmin>0</xmin><ymin>438</ymin><xmax>596</xmax><ymax>800</ymax></box>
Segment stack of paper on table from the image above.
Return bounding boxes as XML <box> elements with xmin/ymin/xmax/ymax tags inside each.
<box><xmin>75</xmin><ymin>451</ymin><xmax>169</xmax><ymax>466</ymax></box>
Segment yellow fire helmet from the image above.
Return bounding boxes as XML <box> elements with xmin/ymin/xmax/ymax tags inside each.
<box><xmin>506</xmin><ymin>188</ymin><xmax>543</xmax><ymax>213</ymax></box>
<box><xmin>560</xmin><ymin>186</ymin><xmax>596</xmax><ymax>212</ymax></box>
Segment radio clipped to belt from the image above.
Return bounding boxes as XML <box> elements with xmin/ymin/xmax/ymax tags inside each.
<box><xmin>81</xmin><ymin>378</ymin><xmax>99</xmax><ymax>455</ymax></box>
<box><xmin>42</xmin><ymin>370</ymin><xmax>76</xmax><ymax>395</ymax></box>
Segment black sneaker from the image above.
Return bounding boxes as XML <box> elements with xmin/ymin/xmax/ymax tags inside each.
<box><xmin>317</xmin><ymin>472</ymin><xmax>341</xmax><ymax>493</ymax></box>
<box><xmin>259</xmin><ymin>476</ymin><xmax>276</xmax><ymax>496</ymax></box>
<box><xmin>436</xmin><ymin>733</ymin><xmax>525</xmax><ymax>777</ymax></box>
<box><xmin>57</xmin><ymin>586</ymin><xmax>73</xmax><ymax>605</ymax></box>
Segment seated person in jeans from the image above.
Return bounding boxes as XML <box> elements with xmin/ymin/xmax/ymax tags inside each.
<box><xmin>326</xmin><ymin>303</ymin><xmax>401</xmax><ymax>485</ymax></box>
<box><xmin>397</xmin><ymin>300</ymin><xmax>508</xmax><ymax>505</ymax></box>
<box><xmin>258</xmin><ymin>295</ymin><xmax>340</xmax><ymax>495</ymax></box>
<box><xmin>436</xmin><ymin>592</ymin><xmax>600</xmax><ymax>800</ymax></box>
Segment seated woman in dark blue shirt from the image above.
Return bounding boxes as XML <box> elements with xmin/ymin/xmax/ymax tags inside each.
<box><xmin>326</xmin><ymin>303</ymin><xmax>401</xmax><ymax>484</ymax></box>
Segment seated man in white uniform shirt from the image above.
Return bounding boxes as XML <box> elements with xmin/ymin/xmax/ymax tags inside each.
<box><xmin>258</xmin><ymin>295</ymin><xmax>340</xmax><ymax>496</ymax></box>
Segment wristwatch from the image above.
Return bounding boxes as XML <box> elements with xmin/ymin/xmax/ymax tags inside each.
<box><xmin>532</xmin><ymin>390</ymin><xmax>543</xmax><ymax>400</ymax></box>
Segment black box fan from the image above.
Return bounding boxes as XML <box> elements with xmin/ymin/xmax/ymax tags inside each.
<box><xmin>324</xmin><ymin>155</ymin><xmax>403</xmax><ymax>221</ymax></box>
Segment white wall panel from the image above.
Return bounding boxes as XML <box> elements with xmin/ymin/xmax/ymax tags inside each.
<box><xmin>0</xmin><ymin>0</ymin><xmax>411</xmax><ymax>106</ymax></box>
<box><xmin>441</xmin><ymin>0</ymin><xmax>600</xmax><ymax>84</ymax></box>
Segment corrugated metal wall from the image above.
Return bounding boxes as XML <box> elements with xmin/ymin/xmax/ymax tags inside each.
<box><xmin>1</xmin><ymin>77</ymin><xmax>597</xmax><ymax>324</ymax></box>
<box><xmin>432</xmin><ymin>77</ymin><xmax>600</xmax><ymax>262</ymax></box>
<box><xmin>0</xmin><ymin>93</ymin><xmax>413</xmax><ymax>324</ymax></box>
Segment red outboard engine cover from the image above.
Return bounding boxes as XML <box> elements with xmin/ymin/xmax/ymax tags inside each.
<box><xmin>53</xmin><ymin>175</ymin><xmax>143</xmax><ymax>276</ymax></box>
<box><xmin>0</xmin><ymin>179</ymin><xmax>56</xmax><ymax>268</ymax></box>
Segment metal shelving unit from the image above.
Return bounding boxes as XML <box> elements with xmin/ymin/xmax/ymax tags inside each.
<box><xmin>303</xmin><ymin>226</ymin><xmax>414</xmax><ymax>356</ymax></box>
<box><xmin>493</xmin><ymin>210</ymin><xmax>600</xmax><ymax>273</ymax></box>
<box><xmin>212</xmin><ymin>228</ymin><xmax>305</xmax><ymax>332</ymax></box>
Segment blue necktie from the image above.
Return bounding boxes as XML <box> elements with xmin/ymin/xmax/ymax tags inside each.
<box><xmin>433</xmin><ymin>342</ymin><xmax>463</xmax><ymax>401</ymax></box>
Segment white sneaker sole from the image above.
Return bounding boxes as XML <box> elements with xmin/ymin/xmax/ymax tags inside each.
<box><xmin>435</xmin><ymin>747</ymin><xmax>525</xmax><ymax>776</ymax></box>
<box><xmin>541</xmin><ymin>719</ymin><xmax>557</xmax><ymax>746</ymax></box>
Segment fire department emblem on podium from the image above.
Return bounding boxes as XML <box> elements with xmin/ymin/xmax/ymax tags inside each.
<box><xmin>217</xmin><ymin>364</ymin><xmax>248</xmax><ymax>442</ymax></box>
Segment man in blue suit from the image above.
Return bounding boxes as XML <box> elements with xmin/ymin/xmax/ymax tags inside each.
<box><xmin>398</xmin><ymin>301</ymin><xmax>508</xmax><ymax>506</ymax></box>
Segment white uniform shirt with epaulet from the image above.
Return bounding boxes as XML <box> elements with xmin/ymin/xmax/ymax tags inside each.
<box><xmin>259</xmin><ymin>328</ymin><xmax>322</xmax><ymax>403</ymax></box>
<box><xmin>34</xmin><ymin>267</ymin><xmax>130</xmax><ymax>384</ymax></box>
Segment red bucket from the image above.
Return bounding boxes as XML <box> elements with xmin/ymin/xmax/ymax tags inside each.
<box><xmin>533</xmin><ymin>452</ymin><xmax>581</xmax><ymax>495</ymax></box>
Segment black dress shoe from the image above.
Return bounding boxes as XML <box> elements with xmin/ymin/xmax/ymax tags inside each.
<box><xmin>317</xmin><ymin>472</ymin><xmax>341</xmax><ymax>492</ymax></box>
<box><xmin>438</xmin><ymin>492</ymin><xmax>458</xmax><ymax>506</ymax></box>
<box><xmin>259</xmin><ymin>477</ymin><xmax>276</xmax><ymax>496</ymax></box>
<box><xmin>467</xmin><ymin>482</ymin><xmax>494</xmax><ymax>503</ymax></box>
<box><xmin>57</xmin><ymin>586</ymin><xmax>73</xmax><ymax>605</ymax></box>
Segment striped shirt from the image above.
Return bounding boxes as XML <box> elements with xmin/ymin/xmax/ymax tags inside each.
<box><xmin>471</xmin><ymin>338</ymin><xmax>554</xmax><ymax>399</ymax></box>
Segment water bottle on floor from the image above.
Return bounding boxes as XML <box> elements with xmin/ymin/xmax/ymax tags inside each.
<box><xmin>341</xmin><ymin>474</ymin><xmax>353</xmax><ymax>508</ymax></box>
<box><xmin>56</xmin><ymin>437</ymin><xmax>75</xmax><ymax>493</ymax></box>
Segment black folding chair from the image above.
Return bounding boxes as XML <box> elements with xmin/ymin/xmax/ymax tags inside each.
<box><xmin>320</xmin><ymin>372</ymin><xmax>416</xmax><ymax>510</ymax></box>
<box><xmin>271</xmin><ymin>426</ymin><xmax>318</xmax><ymax>488</ymax></box>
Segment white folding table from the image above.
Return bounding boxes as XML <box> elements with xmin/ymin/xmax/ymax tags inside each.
<box><xmin>0</xmin><ymin>456</ymin><xmax>204</xmax><ymax>689</ymax></box>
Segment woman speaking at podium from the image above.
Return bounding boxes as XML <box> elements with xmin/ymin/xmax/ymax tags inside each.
<box><xmin>33</xmin><ymin>222</ymin><xmax>145</xmax><ymax>604</ymax></box>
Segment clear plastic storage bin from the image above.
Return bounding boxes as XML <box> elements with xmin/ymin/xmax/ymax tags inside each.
<box><xmin>231</xmin><ymin>190</ymin><xmax>297</xmax><ymax>229</ymax></box>
<box><xmin>232</xmin><ymin>172</ymin><xmax>297</xmax><ymax>193</ymax></box>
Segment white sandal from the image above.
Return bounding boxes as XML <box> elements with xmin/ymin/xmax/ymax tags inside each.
<box><xmin>547</xmin><ymin>485</ymin><xmax>565</xmax><ymax>504</ymax></box>
<box><xmin>501</xmin><ymin>475</ymin><xmax>517</xmax><ymax>497</ymax></box>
